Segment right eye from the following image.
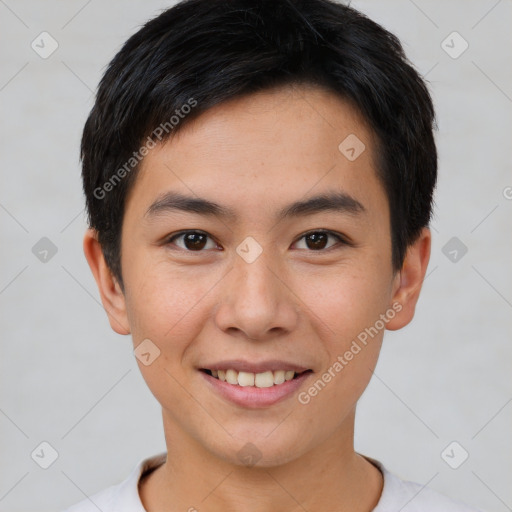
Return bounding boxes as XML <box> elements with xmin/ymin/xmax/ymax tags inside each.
<box><xmin>165</xmin><ymin>230</ymin><xmax>220</xmax><ymax>252</ymax></box>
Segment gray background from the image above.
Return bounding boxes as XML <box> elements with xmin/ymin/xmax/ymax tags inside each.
<box><xmin>1</xmin><ymin>1</ymin><xmax>511</xmax><ymax>511</ymax></box>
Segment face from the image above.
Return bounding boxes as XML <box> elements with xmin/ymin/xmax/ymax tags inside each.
<box><xmin>86</xmin><ymin>85</ymin><xmax>429</xmax><ymax>467</ymax></box>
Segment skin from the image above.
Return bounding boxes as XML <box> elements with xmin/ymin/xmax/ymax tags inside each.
<box><xmin>84</xmin><ymin>85</ymin><xmax>431</xmax><ymax>512</ymax></box>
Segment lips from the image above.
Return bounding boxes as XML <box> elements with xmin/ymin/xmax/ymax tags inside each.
<box><xmin>200</xmin><ymin>366</ymin><xmax>313</xmax><ymax>408</ymax></box>
<box><xmin>199</xmin><ymin>358</ymin><xmax>312</xmax><ymax>389</ymax></box>
<box><xmin>198</xmin><ymin>359</ymin><xmax>313</xmax><ymax>407</ymax></box>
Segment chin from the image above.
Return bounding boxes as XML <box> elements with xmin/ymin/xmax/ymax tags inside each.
<box><xmin>208</xmin><ymin>428</ymin><xmax>312</xmax><ymax>468</ymax></box>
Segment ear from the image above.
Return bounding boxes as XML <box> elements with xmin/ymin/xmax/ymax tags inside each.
<box><xmin>386</xmin><ymin>227</ymin><xmax>431</xmax><ymax>331</ymax></box>
<box><xmin>83</xmin><ymin>228</ymin><xmax>130</xmax><ymax>335</ymax></box>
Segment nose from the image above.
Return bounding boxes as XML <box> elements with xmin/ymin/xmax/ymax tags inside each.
<box><xmin>213</xmin><ymin>247</ymin><xmax>300</xmax><ymax>342</ymax></box>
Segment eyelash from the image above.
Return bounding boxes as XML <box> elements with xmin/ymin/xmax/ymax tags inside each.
<box><xmin>165</xmin><ymin>229</ymin><xmax>352</xmax><ymax>253</ymax></box>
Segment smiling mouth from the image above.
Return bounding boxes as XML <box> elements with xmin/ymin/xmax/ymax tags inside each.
<box><xmin>201</xmin><ymin>368</ymin><xmax>313</xmax><ymax>388</ymax></box>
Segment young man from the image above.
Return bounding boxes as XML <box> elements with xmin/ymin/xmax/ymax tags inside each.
<box><xmin>64</xmin><ymin>0</ymin><xmax>482</xmax><ymax>510</ymax></box>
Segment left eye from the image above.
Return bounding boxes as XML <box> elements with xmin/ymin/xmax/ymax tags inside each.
<box><xmin>293</xmin><ymin>230</ymin><xmax>346</xmax><ymax>251</ymax></box>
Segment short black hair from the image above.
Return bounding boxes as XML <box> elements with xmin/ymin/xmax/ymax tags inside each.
<box><xmin>81</xmin><ymin>0</ymin><xmax>437</xmax><ymax>290</ymax></box>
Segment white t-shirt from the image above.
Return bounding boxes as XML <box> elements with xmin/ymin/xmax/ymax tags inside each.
<box><xmin>62</xmin><ymin>452</ymin><xmax>483</xmax><ymax>512</ymax></box>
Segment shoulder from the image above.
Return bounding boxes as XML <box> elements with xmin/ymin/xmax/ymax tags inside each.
<box><xmin>60</xmin><ymin>452</ymin><xmax>167</xmax><ymax>512</ymax></box>
<box><xmin>367</xmin><ymin>457</ymin><xmax>483</xmax><ymax>512</ymax></box>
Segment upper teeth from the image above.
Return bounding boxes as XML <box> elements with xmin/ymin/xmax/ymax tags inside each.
<box><xmin>211</xmin><ymin>369</ymin><xmax>296</xmax><ymax>387</ymax></box>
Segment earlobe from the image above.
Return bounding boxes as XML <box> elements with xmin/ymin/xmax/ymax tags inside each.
<box><xmin>82</xmin><ymin>228</ymin><xmax>131</xmax><ymax>335</ymax></box>
<box><xmin>386</xmin><ymin>227</ymin><xmax>431</xmax><ymax>331</ymax></box>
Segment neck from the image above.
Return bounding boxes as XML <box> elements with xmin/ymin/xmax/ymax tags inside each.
<box><xmin>139</xmin><ymin>408</ymin><xmax>383</xmax><ymax>512</ymax></box>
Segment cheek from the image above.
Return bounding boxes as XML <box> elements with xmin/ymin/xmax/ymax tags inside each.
<box><xmin>294</xmin><ymin>272</ymin><xmax>386</xmax><ymax>421</ymax></box>
<box><xmin>123</xmin><ymin>256</ymin><xmax>211</xmax><ymax>350</ymax></box>
<box><xmin>303</xmin><ymin>260</ymin><xmax>392</xmax><ymax>398</ymax></box>
<box><xmin>295</xmin><ymin>262</ymin><xmax>392</xmax><ymax>343</ymax></box>
<box><xmin>123</xmin><ymin>261</ymin><xmax>216</xmax><ymax>412</ymax></box>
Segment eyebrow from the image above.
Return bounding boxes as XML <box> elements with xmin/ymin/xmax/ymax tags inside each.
<box><xmin>144</xmin><ymin>190</ymin><xmax>366</xmax><ymax>222</ymax></box>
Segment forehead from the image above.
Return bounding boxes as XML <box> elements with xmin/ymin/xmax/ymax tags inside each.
<box><xmin>125</xmin><ymin>85</ymin><xmax>386</xmax><ymax>224</ymax></box>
